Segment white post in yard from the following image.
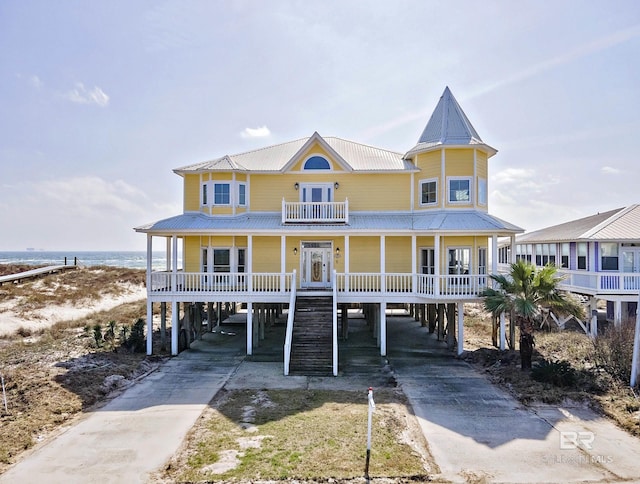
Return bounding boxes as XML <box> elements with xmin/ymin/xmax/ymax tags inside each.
<box><xmin>365</xmin><ymin>387</ymin><xmax>375</xmax><ymax>478</ymax></box>
<box><xmin>630</xmin><ymin>294</ymin><xmax>640</xmax><ymax>388</ymax></box>
<box><xmin>499</xmin><ymin>312</ymin><xmax>506</xmax><ymax>351</ymax></box>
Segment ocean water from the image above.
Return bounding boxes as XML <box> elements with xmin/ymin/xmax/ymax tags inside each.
<box><xmin>0</xmin><ymin>251</ymin><xmax>171</xmax><ymax>270</ymax></box>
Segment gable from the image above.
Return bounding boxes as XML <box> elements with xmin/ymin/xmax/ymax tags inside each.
<box><xmin>287</xmin><ymin>140</ymin><xmax>348</xmax><ymax>172</ymax></box>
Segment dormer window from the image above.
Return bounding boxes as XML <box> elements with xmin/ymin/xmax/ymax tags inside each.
<box><xmin>304</xmin><ymin>156</ymin><xmax>330</xmax><ymax>170</ymax></box>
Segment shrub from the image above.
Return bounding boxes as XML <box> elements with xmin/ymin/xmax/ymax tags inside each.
<box><xmin>531</xmin><ymin>359</ymin><xmax>576</xmax><ymax>387</ymax></box>
<box><xmin>93</xmin><ymin>323</ymin><xmax>103</xmax><ymax>348</ymax></box>
<box><xmin>592</xmin><ymin>321</ymin><xmax>635</xmax><ymax>385</ymax></box>
<box><xmin>126</xmin><ymin>318</ymin><xmax>146</xmax><ymax>353</ymax></box>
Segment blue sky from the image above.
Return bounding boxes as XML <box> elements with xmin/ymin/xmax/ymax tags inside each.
<box><xmin>1</xmin><ymin>1</ymin><xmax>639</xmax><ymax>250</ymax></box>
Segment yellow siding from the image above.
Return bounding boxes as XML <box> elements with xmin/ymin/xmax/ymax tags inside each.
<box><xmin>211</xmin><ymin>206</ymin><xmax>234</xmax><ymax>216</ymax></box>
<box><xmin>251</xmin><ymin>174</ymin><xmax>300</xmax><ymax>211</ymax></box>
<box><xmin>476</xmin><ymin>151</ymin><xmax>488</xmax><ymax>178</ymax></box>
<box><xmin>416</xmin><ymin>236</ymin><xmax>435</xmax><ymax>248</ymax></box>
<box><xmin>184</xmin><ymin>237</ymin><xmax>201</xmax><ymax>272</ymax></box>
<box><xmin>444</xmin><ymin>149</ymin><xmax>474</xmax><ymax>176</ymax></box>
<box><xmin>253</xmin><ymin>237</ymin><xmax>281</xmax><ymax>272</ymax></box>
<box><xmin>347</xmin><ymin>173</ymin><xmax>409</xmax><ymax>211</ymax></box>
<box><xmin>415</xmin><ymin>151</ymin><xmax>441</xmax><ymax>176</ymax></box>
<box><xmin>385</xmin><ymin>237</ymin><xmax>412</xmax><ymax>272</ymax></box>
<box><xmin>184</xmin><ymin>175</ymin><xmax>200</xmax><ymax>211</ymax></box>
<box><xmin>350</xmin><ymin>237</ymin><xmax>380</xmax><ymax>272</ymax></box>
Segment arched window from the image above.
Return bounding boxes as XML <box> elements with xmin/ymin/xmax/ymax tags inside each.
<box><xmin>303</xmin><ymin>156</ymin><xmax>330</xmax><ymax>170</ymax></box>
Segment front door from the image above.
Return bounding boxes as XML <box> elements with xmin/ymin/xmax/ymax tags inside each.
<box><xmin>622</xmin><ymin>247</ymin><xmax>640</xmax><ymax>273</ymax></box>
<box><xmin>301</xmin><ymin>242</ymin><xmax>332</xmax><ymax>288</ymax></box>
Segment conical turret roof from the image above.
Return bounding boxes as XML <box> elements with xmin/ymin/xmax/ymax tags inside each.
<box><xmin>405</xmin><ymin>87</ymin><xmax>496</xmax><ymax>157</ymax></box>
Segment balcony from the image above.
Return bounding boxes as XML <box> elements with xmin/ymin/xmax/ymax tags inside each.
<box><xmin>282</xmin><ymin>199</ymin><xmax>349</xmax><ymax>224</ymax></box>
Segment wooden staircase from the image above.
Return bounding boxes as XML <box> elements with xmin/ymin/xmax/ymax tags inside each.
<box><xmin>289</xmin><ymin>295</ymin><xmax>334</xmax><ymax>375</ymax></box>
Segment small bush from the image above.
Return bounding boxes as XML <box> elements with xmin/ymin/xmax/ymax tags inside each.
<box><xmin>125</xmin><ymin>318</ymin><xmax>145</xmax><ymax>353</ymax></box>
<box><xmin>531</xmin><ymin>359</ymin><xmax>576</xmax><ymax>387</ymax></box>
<box><xmin>592</xmin><ymin>321</ymin><xmax>635</xmax><ymax>384</ymax></box>
<box><xmin>93</xmin><ymin>323</ymin><xmax>103</xmax><ymax>348</ymax></box>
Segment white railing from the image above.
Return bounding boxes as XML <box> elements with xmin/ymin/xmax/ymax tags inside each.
<box><xmin>332</xmin><ymin>270</ymin><xmax>338</xmax><ymax>376</ymax></box>
<box><xmin>149</xmin><ymin>272</ymin><xmax>292</xmax><ymax>293</ymax></box>
<box><xmin>150</xmin><ymin>270</ymin><xmax>490</xmax><ymax>298</ymax></box>
<box><xmin>283</xmin><ymin>270</ymin><xmax>297</xmax><ymax>376</ymax></box>
<box><xmin>282</xmin><ymin>199</ymin><xmax>349</xmax><ymax>223</ymax></box>
<box><xmin>559</xmin><ymin>269</ymin><xmax>640</xmax><ymax>294</ymax></box>
<box><xmin>335</xmin><ymin>273</ymin><xmax>488</xmax><ymax>298</ymax></box>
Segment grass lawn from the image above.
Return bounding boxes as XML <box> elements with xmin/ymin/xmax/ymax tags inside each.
<box><xmin>160</xmin><ymin>388</ymin><xmax>434</xmax><ymax>482</ymax></box>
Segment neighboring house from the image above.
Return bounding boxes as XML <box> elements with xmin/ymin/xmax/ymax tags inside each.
<box><xmin>135</xmin><ymin>87</ymin><xmax>523</xmax><ymax>374</ymax></box>
<box><xmin>498</xmin><ymin>205</ymin><xmax>640</xmax><ymax>331</ymax></box>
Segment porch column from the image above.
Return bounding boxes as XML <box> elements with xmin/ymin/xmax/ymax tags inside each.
<box><xmin>166</xmin><ymin>236</ymin><xmax>171</xmax><ymax>271</ymax></box>
<box><xmin>411</xmin><ymin>235</ymin><xmax>417</xmax><ymax>293</ymax></box>
<box><xmin>280</xmin><ymin>235</ymin><xmax>286</xmax><ymax>292</ymax></box>
<box><xmin>171</xmin><ymin>235</ymin><xmax>178</xmax><ymax>292</ymax></box>
<box><xmin>510</xmin><ymin>235</ymin><xmax>517</xmax><ymax>264</ymax></box>
<box><xmin>246</xmin><ymin>302</ymin><xmax>253</xmax><ymax>355</ymax></box>
<box><xmin>457</xmin><ymin>302</ymin><xmax>464</xmax><ymax>355</ymax></box>
<box><xmin>499</xmin><ymin>312</ymin><xmax>506</xmax><ymax>351</ymax></box>
<box><xmin>171</xmin><ymin>300</ymin><xmax>179</xmax><ymax>355</ymax></box>
<box><xmin>434</xmin><ymin>234</ymin><xmax>441</xmax><ymax>296</ymax></box>
<box><xmin>380</xmin><ymin>236</ymin><xmax>386</xmax><ymax>293</ymax></box>
<box><xmin>614</xmin><ymin>300</ymin><xmax>622</xmax><ymax>327</ymax></box>
<box><xmin>589</xmin><ymin>297</ymin><xmax>598</xmax><ymax>338</ymax></box>
<box><xmin>380</xmin><ymin>302</ymin><xmax>387</xmax><ymax>356</ymax></box>
<box><xmin>345</xmin><ymin>235</ymin><xmax>350</xmax><ymax>292</ymax></box>
<box><xmin>247</xmin><ymin>235</ymin><xmax>253</xmax><ymax>292</ymax></box>
<box><xmin>491</xmin><ymin>234</ymin><xmax>498</xmax><ymax>274</ymax></box>
<box><xmin>146</xmin><ymin>299</ymin><xmax>153</xmax><ymax>355</ymax></box>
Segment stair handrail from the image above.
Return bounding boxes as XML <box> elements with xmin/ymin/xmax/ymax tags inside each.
<box><xmin>283</xmin><ymin>269</ymin><xmax>297</xmax><ymax>376</ymax></box>
<box><xmin>332</xmin><ymin>269</ymin><xmax>338</xmax><ymax>376</ymax></box>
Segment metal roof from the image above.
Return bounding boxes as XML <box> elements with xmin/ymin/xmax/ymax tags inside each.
<box><xmin>135</xmin><ymin>210</ymin><xmax>523</xmax><ymax>235</ymax></box>
<box><xmin>174</xmin><ymin>135</ymin><xmax>411</xmax><ymax>174</ymax></box>
<box><xmin>405</xmin><ymin>87</ymin><xmax>497</xmax><ymax>157</ymax></box>
<box><xmin>516</xmin><ymin>205</ymin><xmax>640</xmax><ymax>243</ymax></box>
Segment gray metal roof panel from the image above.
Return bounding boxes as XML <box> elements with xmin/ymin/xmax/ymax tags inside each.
<box><xmin>516</xmin><ymin>207</ymin><xmax>627</xmax><ymax>243</ymax></box>
<box><xmin>174</xmin><ymin>135</ymin><xmax>410</xmax><ymax>174</ymax></box>
<box><xmin>135</xmin><ymin>210</ymin><xmax>523</xmax><ymax>235</ymax></box>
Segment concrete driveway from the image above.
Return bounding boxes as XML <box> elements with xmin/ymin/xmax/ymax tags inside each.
<box><xmin>2</xmin><ymin>312</ymin><xmax>640</xmax><ymax>483</ymax></box>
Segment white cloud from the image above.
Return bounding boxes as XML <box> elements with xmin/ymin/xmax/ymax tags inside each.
<box><xmin>64</xmin><ymin>83</ymin><xmax>110</xmax><ymax>107</ymax></box>
<box><xmin>240</xmin><ymin>126</ymin><xmax>271</xmax><ymax>138</ymax></box>
<box><xmin>29</xmin><ymin>75</ymin><xmax>43</xmax><ymax>89</ymax></box>
<box><xmin>601</xmin><ymin>166</ymin><xmax>621</xmax><ymax>175</ymax></box>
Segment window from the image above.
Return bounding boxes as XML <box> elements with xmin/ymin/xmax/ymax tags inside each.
<box><xmin>421</xmin><ymin>248</ymin><xmax>435</xmax><ymax>274</ymax></box>
<box><xmin>202</xmin><ymin>183</ymin><xmax>208</xmax><ymax>206</ymax></box>
<box><xmin>561</xmin><ymin>243</ymin><xmax>570</xmax><ymax>268</ymax></box>
<box><xmin>499</xmin><ymin>246</ymin><xmax>511</xmax><ymax>264</ymax></box>
<box><xmin>237</xmin><ymin>248</ymin><xmax>246</xmax><ymax>273</ymax></box>
<box><xmin>303</xmin><ymin>156</ymin><xmax>330</xmax><ymax>170</ymax></box>
<box><xmin>600</xmin><ymin>243</ymin><xmax>619</xmax><ymax>271</ymax></box>
<box><xmin>420</xmin><ymin>179</ymin><xmax>437</xmax><ymax>205</ymax></box>
<box><xmin>214</xmin><ymin>183</ymin><xmax>230</xmax><ymax>205</ymax></box>
<box><xmin>448</xmin><ymin>178</ymin><xmax>471</xmax><ymax>203</ymax></box>
<box><xmin>577</xmin><ymin>243</ymin><xmax>588</xmax><ymax>270</ymax></box>
<box><xmin>213</xmin><ymin>249</ymin><xmax>230</xmax><ymax>272</ymax></box>
<box><xmin>478</xmin><ymin>248</ymin><xmax>487</xmax><ymax>275</ymax></box>
<box><xmin>202</xmin><ymin>248</ymin><xmax>208</xmax><ymax>272</ymax></box>
<box><xmin>448</xmin><ymin>248</ymin><xmax>470</xmax><ymax>275</ymax></box>
<box><xmin>478</xmin><ymin>178</ymin><xmax>487</xmax><ymax>205</ymax></box>
<box><xmin>238</xmin><ymin>183</ymin><xmax>246</xmax><ymax>206</ymax></box>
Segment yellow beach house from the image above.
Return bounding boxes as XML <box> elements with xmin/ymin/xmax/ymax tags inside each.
<box><xmin>135</xmin><ymin>87</ymin><xmax>523</xmax><ymax>375</ymax></box>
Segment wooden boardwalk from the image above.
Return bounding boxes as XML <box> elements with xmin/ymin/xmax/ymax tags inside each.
<box><xmin>0</xmin><ymin>265</ymin><xmax>77</xmax><ymax>285</ymax></box>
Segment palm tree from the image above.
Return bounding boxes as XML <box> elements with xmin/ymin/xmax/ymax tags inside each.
<box><xmin>482</xmin><ymin>260</ymin><xmax>585</xmax><ymax>370</ymax></box>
